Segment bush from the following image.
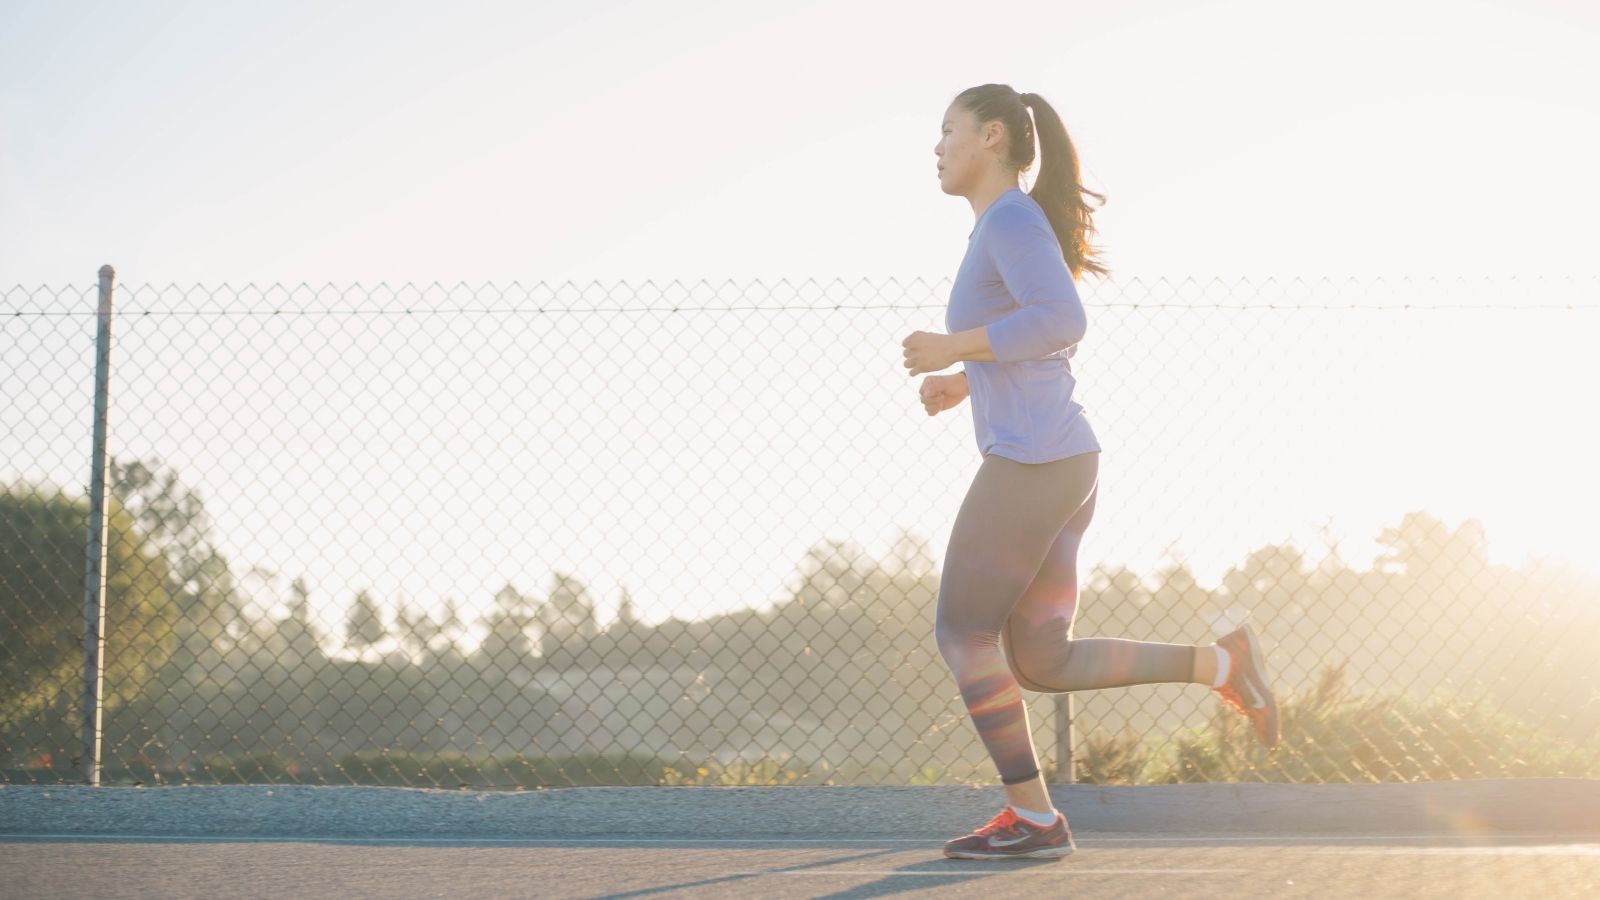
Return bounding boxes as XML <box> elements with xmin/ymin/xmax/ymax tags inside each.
<box><xmin>15</xmin><ymin>664</ymin><xmax>1593</xmax><ymax>787</ymax></box>
<box><xmin>1107</xmin><ymin>663</ymin><xmax>1600</xmax><ymax>784</ymax></box>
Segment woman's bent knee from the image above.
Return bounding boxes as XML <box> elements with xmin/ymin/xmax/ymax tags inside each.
<box><xmin>1006</xmin><ymin>662</ymin><xmax>1057</xmax><ymax>693</ymax></box>
<box><xmin>1005</xmin><ymin>637</ymin><xmax>1072</xmax><ymax>693</ymax></box>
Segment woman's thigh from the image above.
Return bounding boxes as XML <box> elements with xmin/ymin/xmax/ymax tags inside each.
<box><xmin>1008</xmin><ymin>479</ymin><xmax>1097</xmax><ymax>630</ymax></box>
<box><xmin>935</xmin><ymin>451</ymin><xmax>1099</xmax><ymax>637</ymax></box>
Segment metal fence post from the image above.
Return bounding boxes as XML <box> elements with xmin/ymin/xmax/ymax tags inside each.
<box><xmin>82</xmin><ymin>264</ymin><xmax>116</xmax><ymax>786</ymax></box>
<box><xmin>1052</xmin><ymin>693</ymin><xmax>1074</xmax><ymax>783</ymax></box>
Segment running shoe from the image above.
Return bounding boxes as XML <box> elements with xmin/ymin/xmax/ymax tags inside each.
<box><xmin>942</xmin><ymin>805</ymin><xmax>1076</xmax><ymax>860</ymax></box>
<box><xmin>1214</xmin><ymin>623</ymin><xmax>1280</xmax><ymax>749</ymax></box>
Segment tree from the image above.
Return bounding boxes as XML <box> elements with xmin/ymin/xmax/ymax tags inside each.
<box><xmin>615</xmin><ymin>588</ymin><xmax>641</xmax><ymax>629</ymax></box>
<box><xmin>270</xmin><ymin>576</ymin><xmax>326</xmax><ymax>668</ymax></box>
<box><xmin>889</xmin><ymin>527</ymin><xmax>937</xmax><ymax>580</ymax></box>
<box><xmin>0</xmin><ymin>483</ymin><xmax>177</xmax><ymax>754</ymax></box>
<box><xmin>344</xmin><ymin>590</ymin><xmax>386</xmax><ymax>654</ymax></box>
<box><xmin>394</xmin><ymin>599</ymin><xmax>442</xmax><ymax>662</ymax></box>
<box><xmin>1152</xmin><ymin>558</ymin><xmax>1211</xmax><ymax>614</ymax></box>
<box><xmin>1085</xmin><ymin>562</ymin><xmax>1152</xmax><ymax>608</ymax></box>
<box><xmin>1216</xmin><ymin>542</ymin><xmax>1311</xmax><ymax>629</ymax></box>
<box><xmin>1375</xmin><ymin>510</ymin><xmax>1490</xmax><ymax>583</ymax></box>
<box><xmin>792</xmin><ymin>538</ymin><xmax>872</xmax><ymax>612</ymax></box>
<box><xmin>476</xmin><ymin>584</ymin><xmax>537</xmax><ymax>668</ymax></box>
<box><xmin>108</xmin><ymin>457</ymin><xmax>242</xmax><ymax>672</ymax></box>
<box><xmin>428</xmin><ymin>597</ymin><xmax>467</xmax><ymax>665</ymax></box>
<box><xmin>538</xmin><ymin>573</ymin><xmax>600</xmax><ymax>663</ymax></box>
<box><xmin>543</xmin><ymin>573</ymin><xmax>598</xmax><ymax>635</ymax></box>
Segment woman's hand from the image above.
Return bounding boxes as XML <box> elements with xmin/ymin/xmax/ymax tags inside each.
<box><xmin>902</xmin><ymin>330</ymin><xmax>960</xmax><ymax>376</ymax></box>
<box><xmin>919</xmin><ymin>373</ymin><xmax>969</xmax><ymax>416</ymax></box>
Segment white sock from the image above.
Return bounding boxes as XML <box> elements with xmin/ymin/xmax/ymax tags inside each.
<box><xmin>1012</xmin><ymin>804</ymin><xmax>1058</xmax><ymax>827</ymax></box>
<box><xmin>1210</xmin><ymin>645</ymin><xmax>1232</xmax><ymax>689</ymax></box>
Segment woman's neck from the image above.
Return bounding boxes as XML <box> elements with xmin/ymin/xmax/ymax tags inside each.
<box><xmin>968</xmin><ymin>180</ymin><xmax>1023</xmax><ymax>223</ymax></box>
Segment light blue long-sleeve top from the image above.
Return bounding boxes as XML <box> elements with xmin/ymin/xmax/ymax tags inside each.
<box><xmin>944</xmin><ymin>187</ymin><xmax>1101</xmax><ymax>464</ymax></box>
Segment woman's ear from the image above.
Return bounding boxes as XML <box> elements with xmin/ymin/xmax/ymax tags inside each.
<box><xmin>983</xmin><ymin>119</ymin><xmax>1007</xmax><ymax>153</ymax></box>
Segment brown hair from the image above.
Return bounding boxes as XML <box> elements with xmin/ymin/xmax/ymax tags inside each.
<box><xmin>953</xmin><ymin>84</ymin><xmax>1109</xmax><ymax>279</ymax></box>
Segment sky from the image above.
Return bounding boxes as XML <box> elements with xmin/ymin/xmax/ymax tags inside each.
<box><xmin>5</xmin><ymin>0</ymin><xmax>1600</xmax><ymax>285</ymax></box>
<box><xmin>4</xmin><ymin>0</ymin><xmax>1599</xmax><ymax>634</ymax></box>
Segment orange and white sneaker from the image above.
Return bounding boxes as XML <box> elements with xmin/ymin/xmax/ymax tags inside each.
<box><xmin>942</xmin><ymin>805</ymin><xmax>1076</xmax><ymax>860</ymax></box>
<box><xmin>1214</xmin><ymin>624</ymin><xmax>1280</xmax><ymax>749</ymax></box>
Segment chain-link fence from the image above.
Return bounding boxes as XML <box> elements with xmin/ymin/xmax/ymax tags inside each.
<box><xmin>4</xmin><ymin>271</ymin><xmax>1599</xmax><ymax>788</ymax></box>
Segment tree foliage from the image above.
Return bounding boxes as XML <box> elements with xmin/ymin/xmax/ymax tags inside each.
<box><xmin>0</xmin><ymin>483</ymin><xmax>177</xmax><ymax>742</ymax></box>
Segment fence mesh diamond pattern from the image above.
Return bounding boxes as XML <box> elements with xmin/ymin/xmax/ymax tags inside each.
<box><xmin>4</xmin><ymin>275</ymin><xmax>1598</xmax><ymax>787</ymax></box>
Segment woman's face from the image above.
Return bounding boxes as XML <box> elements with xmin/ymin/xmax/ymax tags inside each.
<box><xmin>934</xmin><ymin>103</ymin><xmax>997</xmax><ymax>196</ymax></box>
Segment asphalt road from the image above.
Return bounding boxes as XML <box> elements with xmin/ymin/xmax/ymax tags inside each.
<box><xmin>5</xmin><ymin>832</ymin><xmax>1599</xmax><ymax>899</ymax></box>
<box><xmin>6</xmin><ymin>781</ymin><xmax>1599</xmax><ymax>898</ymax></box>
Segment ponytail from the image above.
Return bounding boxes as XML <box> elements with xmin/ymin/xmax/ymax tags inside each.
<box><xmin>953</xmin><ymin>84</ymin><xmax>1109</xmax><ymax>279</ymax></box>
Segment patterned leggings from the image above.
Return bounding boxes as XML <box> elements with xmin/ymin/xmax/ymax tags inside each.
<box><xmin>934</xmin><ymin>450</ymin><xmax>1197</xmax><ymax>786</ymax></box>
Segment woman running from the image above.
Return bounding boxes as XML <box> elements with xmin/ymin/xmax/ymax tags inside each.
<box><xmin>902</xmin><ymin>83</ymin><xmax>1280</xmax><ymax>861</ymax></box>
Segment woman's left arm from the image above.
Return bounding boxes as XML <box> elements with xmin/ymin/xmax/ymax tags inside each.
<box><xmin>947</xmin><ymin>324</ymin><xmax>997</xmax><ymax>363</ymax></box>
<box><xmin>966</xmin><ymin>203</ymin><xmax>1087</xmax><ymax>364</ymax></box>
<box><xmin>904</xmin><ymin>204</ymin><xmax>1087</xmax><ymax>375</ymax></box>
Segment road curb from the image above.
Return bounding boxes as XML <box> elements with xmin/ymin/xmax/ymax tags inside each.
<box><xmin>4</xmin><ymin>779</ymin><xmax>1598</xmax><ymax>839</ymax></box>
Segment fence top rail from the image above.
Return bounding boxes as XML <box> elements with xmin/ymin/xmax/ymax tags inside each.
<box><xmin>3</xmin><ymin>273</ymin><xmax>1597</xmax><ymax>316</ymax></box>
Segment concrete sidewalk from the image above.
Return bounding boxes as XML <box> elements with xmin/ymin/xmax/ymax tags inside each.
<box><xmin>5</xmin><ymin>779</ymin><xmax>1599</xmax><ymax>840</ymax></box>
